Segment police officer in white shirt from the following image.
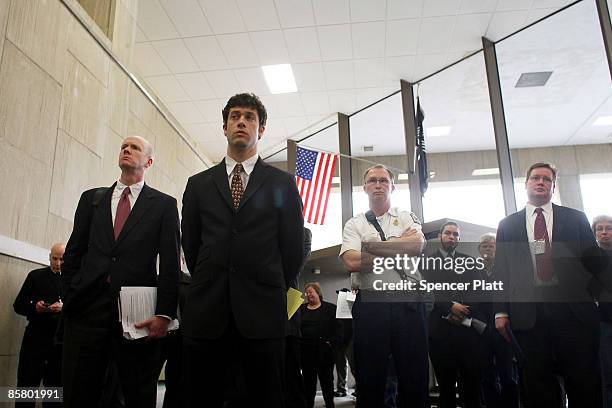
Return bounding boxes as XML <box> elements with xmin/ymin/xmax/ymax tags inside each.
<box><xmin>340</xmin><ymin>164</ymin><xmax>429</xmax><ymax>408</ymax></box>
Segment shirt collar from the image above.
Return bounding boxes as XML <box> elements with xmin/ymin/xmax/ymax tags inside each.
<box><xmin>525</xmin><ymin>201</ymin><xmax>553</xmax><ymax>216</ymax></box>
<box><xmin>116</xmin><ymin>179</ymin><xmax>144</xmax><ymax>197</ymax></box>
<box><xmin>225</xmin><ymin>154</ymin><xmax>259</xmax><ymax>177</ymax></box>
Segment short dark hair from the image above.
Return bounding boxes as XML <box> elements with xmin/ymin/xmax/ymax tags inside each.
<box><xmin>222</xmin><ymin>93</ymin><xmax>267</xmax><ymax>128</ymax></box>
<box><xmin>439</xmin><ymin>221</ymin><xmax>459</xmax><ymax>235</ymax></box>
<box><xmin>526</xmin><ymin>162</ymin><xmax>557</xmax><ymax>183</ymax></box>
<box><xmin>363</xmin><ymin>165</ymin><xmax>395</xmax><ymax>184</ymax></box>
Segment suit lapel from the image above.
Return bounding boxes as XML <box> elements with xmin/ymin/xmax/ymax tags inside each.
<box><xmin>514</xmin><ymin>208</ymin><xmax>528</xmax><ymax>242</ymax></box>
<box><xmin>101</xmin><ymin>184</ymin><xmax>115</xmax><ymax>246</ymax></box>
<box><xmin>237</xmin><ymin>158</ymin><xmax>268</xmax><ymax>212</ymax></box>
<box><xmin>211</xmin><ymin>160</ymin><xmax>233</xmax><ymax>211</ymax></box>
<box><xmin>115</xmin><ymin>184</ymin><xmax>156</xmax><ymax>245</ymax></box>
<box><xmin>551</xmin><ymin>203</ymin><xmax>563</xmax><ymax>242</ymax></box>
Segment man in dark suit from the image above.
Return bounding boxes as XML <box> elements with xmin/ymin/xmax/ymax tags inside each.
<box><xmin>181</xmin><ymin>93</ymin><xmax>304</xmax><ymax>408</ymax></box>
<box><xmin>61</xmin><ymin>135</ymin><xmax>180</xmax><ymax>408</ymax></box>
<box><xmin>495</xmin><ymin>162</ymin><xmax>610</xmax><ymax>408</ymax></box>
<box><xmin>13</xmin><ymin>243</ymin><xmax>64</xmax><ymax>408</ymax></box>
<box><xmin>425</xmin><ymin>222</ymin><xmax>485</xmax><ymax>408</ymax></box>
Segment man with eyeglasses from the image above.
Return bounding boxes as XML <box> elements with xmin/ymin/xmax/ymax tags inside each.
<box><xmin>494</xmin><ymin>162</ymin><xmax>611</xmax><ymax>407</ymax></box>
<box><xmin>340</xmin><ymin>164</ymin><xmax>429</xmax><ymax>407</ymax></box>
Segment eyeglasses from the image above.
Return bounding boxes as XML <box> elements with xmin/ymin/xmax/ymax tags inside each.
<box><xmin>365</xmin><ymin>178</ymin><xmax>391</xmax><ymax>185</ymax></box>
<box><xmin>528</xmin><ymin>175</ymin><xmax>554</xmax><ymax>184</ymax></box>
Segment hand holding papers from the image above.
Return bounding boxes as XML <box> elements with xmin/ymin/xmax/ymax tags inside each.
<box><xmin>119</xmin><ymin>287</ymin><xmax>178</xmax><ymax>340</ymax></box>
<box><xmin>336</xmin><ymin>291</ymin><xmax>354</xmax><ymax>319</ymax></box>
<box><xmin>287</xmin><ymin>287</ymin><xmax>303</xmax><ymax>320</ymax></box>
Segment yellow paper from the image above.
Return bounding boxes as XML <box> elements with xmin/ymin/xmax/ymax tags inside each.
<box><xmin>287</xmin><ymin>287</ymin><xmax>304</xmax><ymax>320</ymax></box>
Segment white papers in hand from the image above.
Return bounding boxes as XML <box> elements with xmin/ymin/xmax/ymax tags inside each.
<box><xmin>336</xmin><ymin>291</ymin><xmax>354</xmax><ymax>319</ymax></box>
<box><xmin>119</xmin><ymin>287</ymin><xmax>178</xmax><ymax>340</ymax></box>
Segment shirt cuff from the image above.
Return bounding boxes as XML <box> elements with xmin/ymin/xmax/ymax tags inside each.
<box><xmin>155</xmin><ymin>314</ymin><xmax>172</xmax><ymax>321</ymax></box>
<box><xmin>495</xmin><ymin>313</ymin><xmax>509</xmax><ymax>319</ymax></box>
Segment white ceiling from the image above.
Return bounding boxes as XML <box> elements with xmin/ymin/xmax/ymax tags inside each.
<box><xmin>132</xmin><ymin>0</ymin><xmax>610</xmax><ymax>163</ymax></box>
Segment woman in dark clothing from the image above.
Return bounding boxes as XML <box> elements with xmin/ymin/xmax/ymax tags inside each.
<box><xmin>300</xmin><ymin>282</ymin><xmax>342</xmax><ymax>408</ymax></box>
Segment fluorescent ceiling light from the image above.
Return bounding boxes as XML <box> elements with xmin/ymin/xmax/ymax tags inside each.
<box><xmin>593</xmin><ymin>116</ymin><xmax>612</xmax><ymax>126</ymax></box>
<box><xmin>262</xmin><ymin>64</ymin><xmax>297</xmax><ymax>94</ymax></box>
<box><xmin>398</xmin><ymin>173</ymin><xmax>409</xmax><ymax>181</ymax></box>
<box><xmin>472</xmin><ymin>167</ymin><xmax>499</xmax><ymax>176</ymax></box>
<box><xmin>426</xmin><ymin>126</ymin><xmax>451</xmax><ymax>137</ymax></box>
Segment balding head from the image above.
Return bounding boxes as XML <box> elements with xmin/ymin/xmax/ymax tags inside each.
<box><xmin>49</xmin><ymin>243</ymin><xmax>65</xmax><ymax>273</ymax></box>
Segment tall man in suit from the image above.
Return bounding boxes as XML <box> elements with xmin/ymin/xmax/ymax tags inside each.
<box><xmin>61</xmin><ymin>135</ymin><xmax>180</xmax><ymax>407</ymax></box>
<box><xmin>181</xmin><ymin>93</ymin><xmax>305</xmax><ymax>408</ymax></box>
<box><xmin>495</xmin><ymin>162</ymin><xmax>609</xmax><ymax>408</ymax></box>
<box><xmin>425</xmin><ymin>222</ymin><xmax>484</xmax><ymax>408</ymax></box>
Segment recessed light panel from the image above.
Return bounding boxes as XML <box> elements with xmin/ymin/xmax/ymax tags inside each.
<box><xmin>262</xmin><ymin>64</ymin><xmax>297</xmax><ymax>94</ymax></box>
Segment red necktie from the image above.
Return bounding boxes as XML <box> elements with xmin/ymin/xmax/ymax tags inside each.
<box><xmin>231</xmin><ymin>164</ymin><xmax>244</xmax><ymax>210</ymax></box>
<box><xmin>114</xmin><ymin>186</ymin><xmax>131</xmax><ymax>240</ymax></box>
<box><xmin>534</xmin><ymin>207</ymin><xmax>553</xmax><ymax>281</ymax></box>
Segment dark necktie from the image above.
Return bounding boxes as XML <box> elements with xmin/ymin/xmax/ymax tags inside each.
<box><xmin>114</xmin><ymin>186</ymin><xmax>131</xmax><ymax>240</ymax></box>
<box><xmin>534</xmin><ymin>207</ymin><xmax>553</xmax><ymax>281</ymax></box>
<box><xmin>231</xmin><ymin>164</ymin><xmax>244</xmax><ymax>210</ymax></box>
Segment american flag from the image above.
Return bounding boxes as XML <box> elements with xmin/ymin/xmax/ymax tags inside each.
<box><xmin>295</xmin><ymin>146</ymin><xmax>338</xmax><ymax>225</ymax></box>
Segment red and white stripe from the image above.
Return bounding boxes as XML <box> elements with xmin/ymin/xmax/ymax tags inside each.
<box><xmin>295</xmin><ymin>152</ymin><xmax>338</xmax><ymax>225</ymax></box>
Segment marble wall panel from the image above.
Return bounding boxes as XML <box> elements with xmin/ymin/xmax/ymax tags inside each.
<box><xmin>129</xmin><ymin>82</ymin><xmax>157</xmax><ymax>129</ymax></box>
<box><xmin>0</xmin><ymin>354</ymin><xmax>19</xmax><ymax>389</ymax></box>
<box><xmin>0</xmin><ymin>41</ymin><xmax>62</xmax><ymax>167</ymax></box>
<box><xmin>67</xmin><ymin>17</ymin><xmax>110</xmax><ymax>86</ymax></box>
<box><xmin>153</xmin><ymin>114</ymin><xmax>178</xmax><ymax>180</ymax></box>
<box><xmin>107</xmin><ymin>63</ymin><xmax>130</xmax><ymax>136</ymax></box>
<box><xmin>0</xmin><ymin>142</ymin><xmax>52</xmax><ymax>247</ymax></box>
<box><xmin>0</xmin><ymin>0</ymin><xmax>10</xmax><ymax>60</ymax></box>
<box><xmin>45</xmin><ymin>212</ymin><xmax>75</xmax><ymax>247</ymax></box>
<box><xmin>49</xmin><ymin>129</ymin><xmax>102</xmax><ymax>222</ymax></box>
<box><xmin>127</xmin><ymin>111</ymin><xmax>155</xmax><ymax>144</ymax></box>
<box><xmin>59</xmin><ymin>54</ymin><xmax>108</xmax><ymax>158</ymax></box>
<box><xmin>112</xmin><ymin>0</ymin><xmax>136</xmax><ymax>68</ymax></box>
<box><xmin>100</xmin><ymin>126</ymin><xmax>124</xmax><ymax>184</ymax></box>
<box><xmin>6</xmin><ymin>0</ymin><xmax>70</xmax><ymax>84</ymax></box>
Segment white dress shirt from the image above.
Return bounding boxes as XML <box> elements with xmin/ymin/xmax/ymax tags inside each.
<box><xmin>111</xmin><ymin>180</ymin><xmax>144</xmax><ymax>224</ymax></box>
<box><xmin>225</xmin><ymin>154</ymin><xmax>258</xmax><ymax>189</ymax></box>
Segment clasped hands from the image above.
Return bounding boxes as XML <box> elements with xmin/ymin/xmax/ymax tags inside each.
<box><xmin>35</xmin><ymin>300</ymin><xmax>62</xmax><ymax>313</ymax></box>
<box><xmin>134</xmin><ymin>316</ymin><xmax>170</xmax><ymax>339</ymax></box>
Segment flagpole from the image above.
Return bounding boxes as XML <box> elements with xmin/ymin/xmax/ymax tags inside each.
<box><xmin>298</xmin><ymin>144</ymin><xmax>410</xmax><ymax>174</ymax></box>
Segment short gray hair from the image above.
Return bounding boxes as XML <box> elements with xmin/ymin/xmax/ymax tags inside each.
<box><xmin>592</xmin><ymin>215</ymin><xmax>612</xmax><ymax>233</ymax></box>
<box><xmin>478</xmin><ymin>232</ymin><xmax>496</xmax><ymax>247</ymax></box>
<box><xmin>362</xmin><ymin>165</ymin><xmax>395</xmax><ymax>184</ymax></box>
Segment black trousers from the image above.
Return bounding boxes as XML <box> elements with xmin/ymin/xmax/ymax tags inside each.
<box><xmin>301</xmin><ymin>339</ymin><xmax>335</xmax><ymax>408</ymax></box>
<box><xmin>16</xmin><ymin>325</ymin><xmax>62</xmax><ymax>408</ymax></box>
<box><xmin>352</xmin><ymin>295</ymin><xmax>429</xmax><ymax>408</ymax></box>
<box><xmin>516</xmin><ymin>303</ymin><xmax>602</xmax><ymax>408</ymax></box>
<box><xmin>286</xmin><ymin>335</ymin><xmax>307</xmax><ymax>408</ymax></box>
<box><xmin>481</xmin><ymin>330</ymin><xmax>519</xmax><ymax>408</ymax></box>
<box><xmin>157</xmin><ymin>330</ymin><xmax>183</xmax><ymax>408</ymax></box>
<box><xmin>183</xmin><ymin>316</ymin><xmax>286</xmax><ymax>408</ymax></box>
<box><xmin>61</xmin><ymin>292</ymin><xmax>162</xmax><ymax>408</ymax></box>
<box><xmin>429</xmin><ymin>326</ymin><xmax>482</xmax><ymax>408</ymax></box>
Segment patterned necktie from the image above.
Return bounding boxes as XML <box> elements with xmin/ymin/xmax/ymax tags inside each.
<box><xmin>114</xmin><ymin>186</ymin><xmax>131</xmax><ymax>240</ymax></box>
<box><xmin>534</xmin><ymin>207</ymin><xmax>553</xmax><ymax>281</ymax></box>
<box><xmin>231</xmin><ymin>164</ymin><xmax>244</xmax><ymax>210</ymax></box>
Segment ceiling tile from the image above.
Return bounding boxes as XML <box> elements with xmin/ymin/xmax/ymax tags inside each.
<box><xmin>352</xmin><ymin>22</ymin><xmax>385</xmax><ymax>58</ymax></box>
<box><xmin>496</xmin><ymin>0</ymin><xmax>533</xmax><ymax>12</ymax></box>
<box><xmin>217</xmin><ymin>33</ymin><xmax>260</xmax><ymax>68</ymax></box>
<box><xmin>133</xmin><ymin>43</ymin><xmax>170</xmax><ymax>76</ymax></box>
<box><xmin>166</xmin><ymin>101</ymin><xmax>206</xmax><ymax>124</ymax></box>
<box><xmin>159</xmin><ymin>0</ymin><xmax>213</xmax><ymax>37</ymax></box>
<box><xmin>283</xmin><ymin>116</ymin><xmax>309</xmax><ymax>136</ymax></box>
<box><xmin>350</xmin><ymin>0</ymin><xmax>386</xmax><ymax>22</ymax></box>
<box><xmin>485</xmin><ymin>10</ymin><xmax>527</xmax><ymax>40</ymax></box>
<box><xmin>204</xmin><ymin>70</ymin><xmax>241</xmax><ymax>98</ymax></box>
<box><xmin>418</xmin><ymin>16</ymin><xmax>455</xmax><ymax>53</ymax></box>
<box><xmin>301</xmin><ymin>92</ymin><xmax>331</xmax><ymax>115</ymax></box>
<box><xmin>459</xmin><ymin>0</ymin><xmax>499</xmax><ymax>14</ymax></box>
<box><xmin>284</xmin><ymin>27</ymin><xmax>321</xmax><ymax>63</ymax></box>
<box><xmin>449</xmin><ymin>13</ymin><xmax>492</xmax><ymax>53</ymax></box>
<box><xmin>531</xmin><ymin>0</ymin><xmax>575</xmax><ymax>7</ymax></box>
<box><xmin>386</xmin><ymin>19</ymin><xmax>419</xmax><ymax>56</ymax></box>
<box><xmin>275</xmin><ymin>0</ymin><xmax>315</xmax><ymax>28</ymax></box>
<box><xmin>413</xmin><ymin>53</ymin><xmax>453</xmax><ymax>80</ymax></box>
<box><xmin>175</xmin><ymin>72</ymin><xmax>216</xmax><ymax>100</ymax></box>
<box><xmin>355</xmin><ymin>87</ymin><xmax>384</xmax><ymax>110</ymax></box>
<box><xmin>236</xmin><ymin>0</ymin><xmax>280</xmax><ymax>30</ymax></box>
<box><xmin>198</xmin><ymin>141</ymin><xmax>226</xmax><ymax>162</ymax></box>
<box><xmin>258</xmin><ymin>94</ymin><xmax>281</xmax><ymax>118</ymax></box>
<box><xmin>271</xmin><ymin>93</ymin><xmax>306</xmax><ymax>117</ymax></box>
<box><xmin>387</xmin><ymin>0</ymin><xmax>424</xmax><ymax>19</ymax></box>
<box><xmin>323</xmin><ymin>60</ymin><xmax>355</xmax><ymax>90</ymax></box>
<box><xmin>184</xmin><ymin>36</ymin><xmax>229</xmax><ymax>71</ymax></box>
<box><xmin>328</xmin><ymin>89</ymin><xmax>356</xmax><ymax>114</ymax></box>
<box><xmin>354</xmin><ymin>58</ymin><xmax>384</xmax><ymax>88</ymax></box>
<box><xmin>136</xmin><ymin>0</ymin><xmax>179</xmax><ymax>41</ymax></box>
<box><xmin>194</xmin><ymin>99</ymin><xmax>225</xmax><ymax>122</ymax></box>
<box><xmin>250</xmin><ymin>30</ymin><xmax>290</xmax><ymax>65</ymax></box>
<box><xmin>312</xmin><ymin>0</ymin><xmax>350</xmax><ymax>25</ymax></box>
<box><xmin>422</xmin><ymin>0</ymin><xmax>461</xmax><ymax>17</ymax></box>
<box><xmin>292</xmin><ymin>62</ymin><xmax>327</xmax><ymax>92</ymax></box>
<box><xmin>146</xmin><ymin>74</ymin><xmax>190</xmax><ymax>102</ymax></box>
<box><xmin>385</xmin><ymin>55</ymin><xmax>416</xmax><ymax>83</ymax></box>
<box><xmin>198</xmin><ymin>0</ymin><xmax>246</xmax><ymax>34</ymax></box>
<box><xmin>234</xmin><ymin>67</ymin><xmax>270</xmax><ymax>95</ymax></box>
<box><xmin>318</xmin><ymin>24</ymin><xmax>352</xmax><ymax>60</ymax></box>
<box><xmin>135</xmin><ymin>25</ymin><xmax>147</xmax><ymax>43</ymax></box>
<box><xmin>525</xmin><ymin>7</ymin><xmax>559</xmax><ymax>26</ymax></box>
<box><xmin>152</xmin><ymin>39</ymin><xmax>199</xmax><ymax>73</ymax></box>
<box><xmin>184</xmin><ymin>122</ymin><xmax>221</xmax><ymax>142</ymax></box>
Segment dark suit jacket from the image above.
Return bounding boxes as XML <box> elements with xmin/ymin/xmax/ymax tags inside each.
<box><xmin>299</xmin><ymin>301</ymin><xmax>342</xmax><ymax>347</ymax></box>
<box><xmin>181</xmin><ymin>158</ymin><xmax>304</xmax><ymax>340</ymax></box>
<box><xmin>287</xmin><ymin>228</ymin><xmax>313</xmax><ymax>338</ymax></box>
<box><xmin>425</xmin><ymin>249</ymin><xmax>486</xmax><ymax>339</ymax></box>
<box><xmin>61</xmin><ymin>183</ymin><xmax>181</xmax><ymax>319</ymax></box>
<box><xmin>493</xmin><ymin>203</ymin><xmax>607</xmax><ymax>331</ymax></box>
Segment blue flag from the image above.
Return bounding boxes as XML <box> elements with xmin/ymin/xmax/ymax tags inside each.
<box><xmin>415</xmin><ymin>97</ymin><xmax>428</xmax><ymax>196</ymax></box>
